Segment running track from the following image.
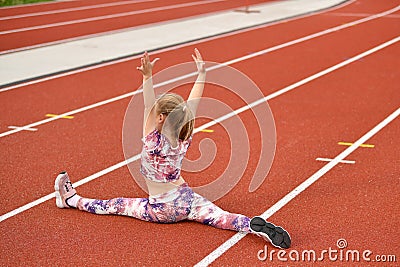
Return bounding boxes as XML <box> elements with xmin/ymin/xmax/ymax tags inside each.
<box><xmin>0</xmin><ymin>0</ymin><xmax>270</xmax><ymax>53</ymax></box>
<box><xmin>0</xmin><ymin>0</ymin><xmax>399</xmax><ymax>266</ymax></box>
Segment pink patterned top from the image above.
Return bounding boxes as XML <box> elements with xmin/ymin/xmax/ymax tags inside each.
<box><xmin>140</xmin><ymin>129</ymin><xmax>192</xmax><ymax>183</ymax></box>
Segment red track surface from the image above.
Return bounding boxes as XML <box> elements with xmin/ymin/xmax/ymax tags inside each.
<box><xmin>0</xmin><ymin>0</ymin><xmax>399</xmax><ymax>266</ymax></box>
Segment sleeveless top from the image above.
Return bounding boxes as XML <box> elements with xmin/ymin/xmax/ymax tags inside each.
<box><xmin>140</xmin><ymin>129</ymin><xmax>192</xmax><ymax>183</ymax></box>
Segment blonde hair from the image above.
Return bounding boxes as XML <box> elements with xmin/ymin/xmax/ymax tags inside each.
<box><xmin>156</xmin><ymin>93</ymin><xmax>194</xmax><ymax>141</ymax></box>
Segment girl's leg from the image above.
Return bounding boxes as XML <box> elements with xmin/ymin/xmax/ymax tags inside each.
<box><xmin>77</xmin><ymin>197</ymin><xmax>158</xmax><ymax>222</ymax></box>
<box><xmin>187</xmin><ymin>192</ymin><xmax>251</xmax><ymax>233</ymax></box>
<box><xmin>186</xmin><ymin>192</ymin><xmax>291</xmax><ymax>249</ymax></box>
<box><xmin>55</xmin><ymin>171</ymin><xmax>157</xmax><ymax>222</ymax></box>
<box><xmin>76</xmin><ymin>183</ymin><xmax>195</xmax><ymax>223</ymax></box>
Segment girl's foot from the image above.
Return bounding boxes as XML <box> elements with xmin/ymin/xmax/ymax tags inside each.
<box><xmin>250</xmin><ymin>216</ymin><xmax>291</xmax><ymax>249</ymax></box>
<box><xmin>54</xmin><ymin>171</ymin><xmax>79</xmax><ymax>208</ymax></box>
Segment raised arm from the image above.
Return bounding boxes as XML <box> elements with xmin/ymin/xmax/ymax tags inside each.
<box><xmin>187</xmin><ymin>48</ymin><xmax>206</xmax><ymax>117</ymax></box>
<box><xmin>137</xmin><ymin>51</ymin><xmax>159</xmax><ymax>136</ymax></box>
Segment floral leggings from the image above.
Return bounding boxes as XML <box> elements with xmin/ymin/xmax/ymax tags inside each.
<box><xmin>77</xmin><ymin>183</ymin><xmax>250</xmax><ymax>233</ymax></box>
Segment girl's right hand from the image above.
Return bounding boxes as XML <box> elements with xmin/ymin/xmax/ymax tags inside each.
<box><xmin>137</xmin><ymin>51</ymin><xmax>159</xmax><ymax>79</ymax></box>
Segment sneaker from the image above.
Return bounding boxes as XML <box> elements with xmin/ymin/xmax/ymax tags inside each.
<box><xmin>250</xmin><ymin>216</ymin><xmax>291</xmax><ymax>249</ymax></box>
<box><xmin>54</xmin><ymin>171</ymin><xmax>77</xmax><ymax>208</ymax></box>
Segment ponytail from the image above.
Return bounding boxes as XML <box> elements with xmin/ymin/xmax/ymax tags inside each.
<box><xmin>178</xmin><ymin>103</ymin><xmax>194</xmax><ymax>141</ymax></box>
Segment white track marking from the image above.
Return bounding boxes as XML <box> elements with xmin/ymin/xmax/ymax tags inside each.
<box><xmin>0</xmin><ymin>0</ymin><xmax>156</xmax><ymax>20</ymax></box>
<box><xmin>0</xmin><ymin>90</ymin><xmax>138</xmax><ymax>138</ymax></box>
<box><xmin>328</xmin><ymin>12</ymin><xmax>400</xmax><ymax>18</ymax></box>
<box><xmin>7</xmin><ymin>125</ymin><xmax>38</xmax><ymax>131</ymax></box>
<box><xmin>0</xmin><ymin>0</ymin><xmax>224</xmax><ymax>35</ymax></box>
<box><xmin>0</xmin><ymin>7</ymin><xmax>397</xmax><ymax>137</ymax></box>
<box><xmin>0</xmin><ymin>0</ymin><xmax>360</xmax><ymax>90</ymax></box>
<box><xmin>194</xmin><ymin>107</ymin><xmax>400</xmax><ymax>266</ymax></box>
<box><xmin>0</xmin><ymin>36</ymin><xmax>398</xmax><ymax>223</ymax></box>
<box><xmin>0</xmin><ymin>155</ymin><xmax>141</xmax><ymax>223</ymax></box>
<box><xmin>316</xmin><ymin>157</ymin><xmax>355</xmax><ymax>164</ymax></box>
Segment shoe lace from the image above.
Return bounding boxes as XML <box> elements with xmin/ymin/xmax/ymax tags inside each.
<box><xmin>64</xmin><ymin>180</ymin><xmax>74</xmax><ymax>192</ymax></box>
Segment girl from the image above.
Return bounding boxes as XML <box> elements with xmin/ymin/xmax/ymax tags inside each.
<box><xmin>54</xmin><ymin>49</ymin><xmax>291</xmax><ymax>249</ymax></box>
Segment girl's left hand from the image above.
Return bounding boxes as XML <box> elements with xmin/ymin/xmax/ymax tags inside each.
<box><xmin>192</xmin><ymin>48</ymin><xmax>206</xmax><ymax>74</ymax></box>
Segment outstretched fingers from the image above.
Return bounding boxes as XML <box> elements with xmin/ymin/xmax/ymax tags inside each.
<box><xmin>137</xmin><ymin>51</ymin><xmax>159</xmax><ymax>77</ymax></box>
<box><xmin>192</xmin><ymin>48</ymin><xmax>202</xmax><ymax>62</ymax></box>
<box><xmin>192</xmin><ymin>48</ymin><xmax>205</xmax><ymax>73</ymax></box>
<box><xmin>151</xmin><ymin>57</ymin><xmax>160</xmax><ymax>67</ymax></box>
<box><xmin>195</xmin><ymin>48</ymin><xmax>203</xmax><ymax>61</ymax></box>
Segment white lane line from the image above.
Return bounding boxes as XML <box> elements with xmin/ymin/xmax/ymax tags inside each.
<box><xmin>0</xmin><ymin>0</ymin><xmax>156</xmax><ymax>20</ymax></box>
<box><xmin>7</xmin><ymin>125</ymin><xmax>38</xmax><ymax>131</ymax></box>
<box><xmin>328</xmin><ymin>12</ymin><xmax>400</xmax><ymax>19</ymax></box>
<box><xmin>194</xmin><ymin>107</ymin><xmax>400</xmax><ymax>267</ymax></box>
<box><xmin>0</xmin><ymin>154</ymin><xmax>142</xmax><ymax>224</ymax></box>
<box><xmin>0</xmin><ymin>90</ymin><xmax>137</xmax><ymax>138</ymax></box>
<box><xmin>0</xmin><ymin>0</ymin><xmax>224</xmax><ymax>35</ymax></box>
<box><xmin>0</xmin><ymin>6</ymin><xmax>397</xmax><ymax>137</ymax></box>
<box><xmin>1</xmin><ymin>36</ymin><xmax>398</xmax><ymax>223</ymax></box>
<box><xmin>316</xmin><ymin>157</ymin><xmax>355</xmax><ymax>164</ymax></box>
